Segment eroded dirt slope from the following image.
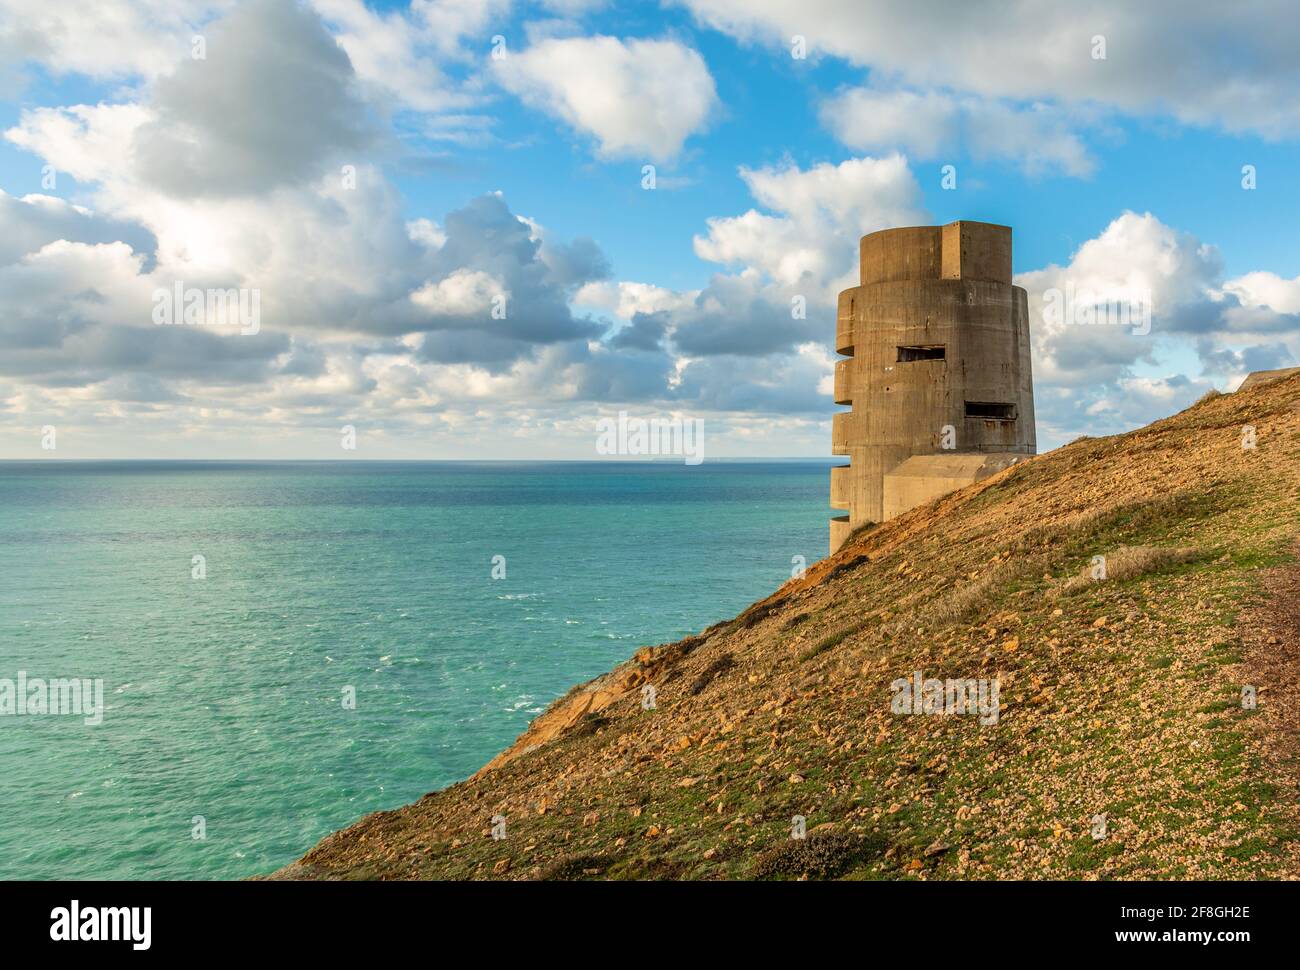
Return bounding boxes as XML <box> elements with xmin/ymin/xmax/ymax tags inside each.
<box><xmin>273</xmin><ymin>374</ymin><xmax>1300</xmax><ymax>880</ymax></box>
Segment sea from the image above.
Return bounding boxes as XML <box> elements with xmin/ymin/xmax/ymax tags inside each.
<box><xmin>0</xmin><ymin>460</ymin><xmax>834</xmax><ymax>879</ymax></box>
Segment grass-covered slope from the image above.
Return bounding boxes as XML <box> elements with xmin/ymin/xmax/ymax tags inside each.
<box><xmin>274</xmin><ymin>374</ymin><xmax>1300</xmax><ymax>880</ymax></box>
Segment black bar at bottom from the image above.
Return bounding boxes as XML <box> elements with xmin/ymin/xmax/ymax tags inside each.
<box><xmin>0</xmin><ymin>879</ymin><xmax>1281</xmax><ymax>956</ymax></box>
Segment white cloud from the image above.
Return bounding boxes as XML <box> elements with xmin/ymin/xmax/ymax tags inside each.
<box><xmin>1012</xmin><ymin>211</ymin><xmax>1298</xmax><ymax>445</ymax></box>
<box><xmin>1221</xmin><ymin>272</ymin><xmax>1300</xmax><ymax>315</ymax></box>
<box><xmin>571</xmin><ymin>155</ymin><xmax>924</xmax><ymax>384</ymax></box>
<box><xmin>494</xmin><ymin>35</ymin><xmax>717</xmax><ymax>161</ymax></box>
<box><xmin>309</xmin><ymin>0</ymin><xmax>505</xmax><ymax>115</ymax></box>
<box><xmin>0</xmin><ymin>230</ymin><xmax>290</xmax><ymax>388</ymax></box>
<box><xmin>673</xmin><ymin>341</ymin><xmax>835</xmax><ymax>413</ymax></box>
<box><xmin>6</xmin><ymin>0</ymin><xmax>375</xmax><ymax>200</ymax></box>
<box><xmin>0</xmin><ymin>1</ymin><xmax>834</xmax><ymax>456</ymax></box>
<box><xmin>0</xmin><ymin>0</ymin><xmax>500</xmax><ymax>148</ymax></box>
<box><xmin>574</xmin><ymin>280</ymin><xmax>699</xmax><ymax>320</ymax></box>
<box><xmin>678</xmin><ymin>0</ymin><xmax>1300</xmax><ymax>139</ymax></box>
<box><xmin>134</xmin><ymin>0</ymin><xmax>377</xmax><ymax>197</ymax></box>
<box><xmin>5</xmin><ymin>0</ymin><xmax>1297</xmax><ymax>459</ymax></box>
<box><xmin>1016</xmin><ymin>211</ymin><xmax>1221</xmax><ymax>387</ymax></box>
<box><xmin>821</xmin><ymin>87</ymin><xmax>1094</xmax><ymax>177</ymax></box>
<box><xmin>564</xmin><ymin>155</ymin><xmax>928</xmax><ymax>376</ymax></box>
<box><xmin>1019</xmin><ymin>212</ymin><xmax>1221</xmax><ymax>327</ymax></box>
<box><xmin>5</xmin><ymin>103</ymin><xmax>151</xmax><ymax>186</ymax></box>
<box><xmin>0</xmin><ymin>189</ymin><xmax>154</xmax><ymax>266</ymax></box>
<box><xmin>694</xmin><ymin>154</ymin><xmax>925</xmax><ymax>294</ymax></box>
<box><xmin>413</xmin><ymin>0</ymin><xmax>512</xmax><ymax>56</ymax></box>
<box><xmin>962</xmin><ymin>100</ymin><xmax>1094</xmax><ymax>177</ymax></box>
<box><xmin>310</xmin><ymin>0</ymin><xmax>457</xmax><ymax>113</ymax></box>
<box><xmin>410</xmin><ymin>268</ymin><xmax>505</xmax><ymax>317</ymax></box>
<box><xmin>0</xmin><ymin>0</ymin><xmax>226</xmax><ymax>83</ymax></box>
<box><xmin>819</xmin><ymin>88</ymin><xmax>957</xmax><ymax>159</ymax></box>
<box><xmin>406</xmin><ymin>217</ymin><xmax>447</xmax><ymax>249</ymax></box>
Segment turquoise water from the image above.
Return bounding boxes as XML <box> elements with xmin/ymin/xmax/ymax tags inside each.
<box><xmin>0</xmin><ymin>460</ymin><xmax>832</xmax><ymax>879</ymax></box>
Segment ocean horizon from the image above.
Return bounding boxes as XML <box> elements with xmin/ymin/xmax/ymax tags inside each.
<box><xmin>0</xmin><ymin>459</ymin><xmax>836</xmax><ymax>879</ymax></box>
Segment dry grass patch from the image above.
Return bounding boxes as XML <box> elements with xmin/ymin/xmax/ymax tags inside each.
<box><xmin>798</xmin><ymin>622</ymin><xmax>867</xmax><ymax>662</ymax></box>
<box><xmin>1059</xmin><ymin>545</ymin><xmax>1205</xmax><ymax>594</ymax></box>
<box><xmin>889</xmin><ymin>554</ymin><xmax>1045</xmax><ymax>633</ymax></box>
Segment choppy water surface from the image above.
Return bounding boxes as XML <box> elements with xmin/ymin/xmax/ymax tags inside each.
<box><xmin>0</xmin><ymin>460</ymin><xmax>832</xmax><ymax>878</ymax></box>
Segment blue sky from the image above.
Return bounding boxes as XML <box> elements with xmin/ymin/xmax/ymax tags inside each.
<box><xmin>1</xmin><ymin>0</ymin><xmax>1298</xmax><ymax>460</ymax></box>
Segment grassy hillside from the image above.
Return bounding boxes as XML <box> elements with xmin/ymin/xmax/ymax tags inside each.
<box><xmin>274</xmin><ymin>374</ymin><xmax>1300</xmax><ymax>880</ymax></box>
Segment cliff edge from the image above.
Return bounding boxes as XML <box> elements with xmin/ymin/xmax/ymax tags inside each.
<box><xmin>272</xmin><ymin>373</ymin><xmax>1300</xmax><ymax>880</ymax></box>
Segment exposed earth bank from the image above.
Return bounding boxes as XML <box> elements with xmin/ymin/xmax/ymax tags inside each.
<box><xmin>272</xmin><ymin>374</ymin><xmax>1300</xmax><ymax>880</ymax></box>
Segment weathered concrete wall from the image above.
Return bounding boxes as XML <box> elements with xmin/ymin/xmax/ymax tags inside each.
<box><xmin>881</xmin><ymin>453</ymin><xmax>1027</xmax><ymax>521</ymax></box>
<box><xmin>830</xmin><ymin>221</ymin><xmax>1036</xmax><ymax>553</ymax></box>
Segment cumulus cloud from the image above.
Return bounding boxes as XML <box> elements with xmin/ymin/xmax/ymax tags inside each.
<box><xmin>563</xmin><ymin>154</ymin><xmax>925</xmax><ymax>417</ymax></box>
<box><xmin>962</xmin><ymin>100</ymin><xmax>1095</xmax><ymax>177</ymax></box>
<box><xmin>0</xmin><ymin>177</ymin><xmax>677</xmax><ymax>449</ymax></box>
<box><xmin>820</xmin><ymin>86</ymin><xmax>1093</xmax><ymax>177</ymax></box>
<box><xmin>1015</xmin><ymin>211</ymin><xmax>1299</xmax><ymax>444</ymax></box>
<box><xmin>573</xmin><ymin>280</ymin><xmax>699</xmax><ymax>322</ymax></box>
<box><xmin>1037</xmin><ymin>372</ymin><xmax>1218</xmax><ymax>447</ymax></box>
<box><xmin>666</xmin><ymin>271</ymin><xmax>817</xmax><ymax>358</ymax></box>
<box><xmin>308</xmin><ymin>0</ymin><xmax>505</xmax><ymax>120</ymax></box>
<box><xmin>411</xmin><ymin>268</ymin><xmax>506</xmax><ymax>317</ymax></box>
<box><xmin>678</xmin><ymin>0</ymin><xmax>1300</xmax><ymax>138</ymax></box>
<box><xmin>0</xmin><ymin>190</ymin><xmax>156</xmax><ymax>268</ymax></box>
<box><xmin>0</xmin><ymin>0</ymin><xmax>497</xmax><ymax>140</ymax></box>
<box><xmin>553</xmin><ymin>154</ymin><xmax>927</xmax><ymax>420</ymax></box>
<box><xmin>819</xmin><ymin>87</ymin><xmax>958</xmax><ymax>159</ymax></box>
<box><xmin>132</xmin><ymin>0</ymin><xmax>377</xmax><ymax>197</ymax></box>
<box><xmin>0</xmin><ymin>239</ymin><xmax>152</xmax><ymax>352</ymax></box>
<box><xmin>493</xmin><ymin>35</ymin><xmax>717</xmax><ymax>161</ymax></box>
<box><xmin>406</xmin><ymin>217</ymin><xmax>447</xmax><ymax>249</ymax></box>
<box><xmin>607</xmin><ymin>311</ymin><xmax>668</xmax><ymax>352</ymax></box>
<box><xmin>5</xmin><ymin>0</ymin><xmax>378</xmax><ymax>200</ymax></box>
<box><xmin>1017</xmin><ymin>210</ymin><xmax>1225</xmax><ymax>384</ymax></box>
<box><xmin>0</xmin><ymin>0</ymin><xmax>225</xmax><ymax>84</ymax></box>
<box><xmin>4</xmin><ymin>0</ymin><xmax>1297</xmax><ymax>460</ymax></box>
<box><xmin>0</xmin><ymin>232</ymin><xmax>288</xmax><ymax>387</ymax></box>
<box><xmin>0</xmin><ymin>0</ymin><xmax>837</xmax><ymax>457</ymax></box>
<box><xmin>410</xmin><ymin>193</ymin><xmax>607</xmax><ymax>362</ymax></box>
<box><xmin>1198</xmin><ymin>341</ymin><xmax>1295</xmax><ymax>384</ymax></box>
<box><xmin>5</xmin><ymin>42</ymin><xmax>632</xmax><ymax>393</ymax></box>
<box><xmin>7</xmin><ymin>11</ymin><xmax>612</xmax><ymax>370</ymax></box>
<box><xmin>1223</xmin><ymin>272</ymin><xmax>1300</xmax><ymax>314</ymax></box>
<box><xmin>6</xmin><ymin>103</ymin><xmax>152</xmax><ymax>187</ymax></box>
<box><xmin>674</xmin><ymin>342</ymin><xmax>835</xmax><ymax>414</ymax></box>
<box><xmin>693</xmin><ymin>154</ymin><xmax>925</xmax><ymax>295</ymax></box>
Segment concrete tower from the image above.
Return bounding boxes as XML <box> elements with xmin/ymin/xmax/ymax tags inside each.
<box><xmin>830</xmin><ymin>221</ymin><xmax>1036</xmax><ymax>553</ymax></box>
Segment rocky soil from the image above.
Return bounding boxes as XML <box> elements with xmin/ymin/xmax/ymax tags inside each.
<box><xmin>271</xmin><ymin>374</ymin><xmax>1300</xmax><ymax>880</ymax></box>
